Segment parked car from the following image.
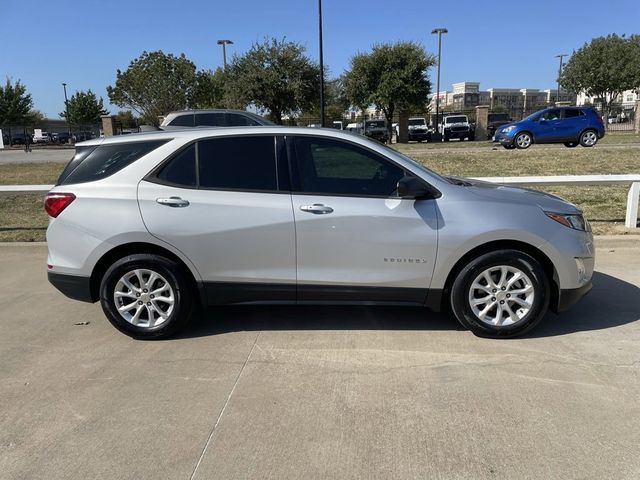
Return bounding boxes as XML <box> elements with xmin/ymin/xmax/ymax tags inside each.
<box><xmin>2</xmin><ymin>132</ymin><xmax>9</xmax><ymax>145</ymax></box>
<box><xmin>486</xmin><ymin>113</ymin><xmax>512</xmax><ymax>139</ymax></box>
<box><xmin>73</xmin><ymin>132</ymin><xmax>95</xmax><ymax>142</ymax></box>
<box><xmin>32</xmin><ymin>132</ymin><xmax>51</xmax><ymax>144</ymax></box>
<box><xmin>56</xmin><ymin>132</ymin><xmax>72</xmax><ymax>144</ymax></box>
<box><xmin>439</xmin><ymin>115</ymin><xmax>474</xmax><ymax>141</ymax></box>
<box><xmin>331</xmin><ymin>121</ymin><xmax>343</xmax><ymax>130</ymax></box>
<box><xmin>364</xmin><ymin>119</ymin><xmax>389</xmax><ymax>143</ymax></box>
<box><xmin>407</xmin><ymin>117</ymin><xmax>431</xmax><ymax>142</ymax></box>
<box><xmin>160</xmin><ymin>109</ymin><xmax>274</xmax><ymax>128</ymax></box>
<box><xmin>10</xmin><ymin>133</ymin><xmax>30</xmax><ymax>145</ymax></box>
<box><xmin>493</xmin><ymin>107</ymin><xmax>605</xmax><ymax>149</ymax></box>
<box><xmin>345</xmin><ymin>122</ymin><xmax>362</xmax><ymax>133</ymax></box>
<box><xmin>46</xmin><ymin>127</ymin><xmax>593</xmax><ymax>340</ymax></box>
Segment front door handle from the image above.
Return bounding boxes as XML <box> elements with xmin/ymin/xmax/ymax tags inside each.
<box><xmin>156</xmin><ymin>196</ymin><xmax>190</xmax><ymax>208</ymax></box>
<box><xmin>300</xmin><ymin>203</ymin><xmax>334</xmax><ymax>214</ymax></box>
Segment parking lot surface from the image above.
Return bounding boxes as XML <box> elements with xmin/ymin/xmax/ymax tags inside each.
<box><xmin>1</xmin><ymin>241</ymin><xmax>639</xmax><ymax>480</ymax></box>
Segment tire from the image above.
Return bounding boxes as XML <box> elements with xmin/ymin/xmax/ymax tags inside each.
<box><xmin>503</xmin><ymin>144</ymin><xmax>516</xmax><ymax>150</ymax></box>
<box><xmin>450</xmin><ymin>250</ymin><xmax>550</xmax><ymax>338</ymax></box>
<box><xmin>100</xmin><ymin>254</ymin><xmax>194</xmax><ymax>339</ymax></box>
<box><xmin>514</xmin><ymin>132</ymin><xmax>532</xmax><ymax>149</ymax></box>
<box><xmin>579</xmin><ymin>129</ymin><xmax>598</xmax><ymax>147</ymax></box>
<box><xmin>564</xmin><ymin>142</ymin><xmax>578</xmax><ymax>148</ymax></box>
<box><xmin>469</xmin><ymin>135</ymin><xmax>475</xmax><ymax>141</ymax></box>
<box><xmin>443</xmin><ymin>135</ymin><xmax>450</xmax><ymax>142</ymax></box>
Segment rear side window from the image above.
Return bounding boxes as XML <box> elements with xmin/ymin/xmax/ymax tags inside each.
<box><xmin>198</xmin><ymin>136</ymin><xmax>277</xmax><ymax>191</ymax></box>
<box><xmin>59</xmin><ymin>140</ymin><xmax>169</xmax><ymax>185</ymax></box>
<box><xmin>564</xmin><ymin>109</ymin><xmax>584</xmax><ymax>118</ymax></box>
<box><xmin>195</xmin><ymin>112</ymin><xmax>226</xmax><ymax>126</ymax></box>
<box><xmin>56</xmin><ymin>146</ymin><xmax>97</xmax><ymax>184</ymax></box>
<box><xmin>168</xmin><ymin>114</ymin><xmax>195</xmax><ymax>127</ymax></box>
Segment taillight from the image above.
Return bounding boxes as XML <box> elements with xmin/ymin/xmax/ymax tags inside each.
<box><xmin>44</xmin><ymin>193</ymin><xmax>76</xmax><ymax>218</ymax></box>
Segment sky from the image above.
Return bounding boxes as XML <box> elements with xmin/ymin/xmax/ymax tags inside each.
<box><xmin>2</xmin><ymin>0</ymin><xmax>639</xmax><ymax>119</ymax></box>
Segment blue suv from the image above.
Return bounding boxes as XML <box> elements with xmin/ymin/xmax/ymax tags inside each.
<box><xmin>494</xmin><ymin>107</ymin><xmax>605</xmax><ymax>149</ymax></box>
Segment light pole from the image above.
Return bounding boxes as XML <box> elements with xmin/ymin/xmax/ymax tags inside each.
<box><xmin>318</xmin><ymin>0</ymin><xmax>325</xmax><ymax>127</ymax></box>
<box><xmin>62</xmin><ymin>82</ymin><xmax>71</xmax><ymax>142</ymax></box>
<box><xmin>555</xmin><ymin>53</ymin><xmax>568</xmax><ymax>105</ymax></box>
<box><xmin>217</xmin><ymin>39</ymin><xmax>233</xmax><ymax>70</ymax></box>
<box><xmin>431</xmin><ymin>28</ymin><xmax>448</xmax><ymax>141</ymax></box>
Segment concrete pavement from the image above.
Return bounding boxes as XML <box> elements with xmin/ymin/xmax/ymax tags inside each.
<box><xmin>0</xmin><ymin>242</ymin><xmax>639</xmax><ymax>479</ymax></box>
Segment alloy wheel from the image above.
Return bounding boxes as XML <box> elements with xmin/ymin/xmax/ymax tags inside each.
<box><xmin>113</xmin><ymin>268</ymin><xmax>175</xmax><ymax>328</ymax></box>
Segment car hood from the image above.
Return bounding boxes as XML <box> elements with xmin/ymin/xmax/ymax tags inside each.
<box><xmin>448</xmin><ymin>176</ymin><xmax>581</xmax><ymax>214</ymax></box>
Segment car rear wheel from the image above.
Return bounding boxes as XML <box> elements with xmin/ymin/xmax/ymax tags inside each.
<box><xmin>579</xmin><ymin>130</ymin><xmax>598</xmax><ymax>147</ymax></box>
<box><xmin>100</xmin><ymin>254</ymin><xmax>194</xmax><ymax>339</ymax></box>
<box><xmin>515</xmin><ymin>132</ymin><xmax>532</xmax><ymax>149</ymax></box>
<box><xmin>564</xmin><ymin>141</ymin><xmax>578</xmax><ymax>148</ymax></box>
<box><xmin>450</xmin><ymin>250</ymin><xmax>550</xmax><ymax>338</ymax></box>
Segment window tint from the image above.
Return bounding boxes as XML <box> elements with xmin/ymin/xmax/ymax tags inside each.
<box><xmin>198</xmin><ymin>136</ymin><xmax>277</xmax><ymax>191</ymax></box>
<box><xmin>156</xmin><ymin>144</ymin><xmax>196</xmax><ymax>187</ymax></box>
<box><xmin>541</xmin><ymin>109</ymin><xmax>561</xmax><ymax>121</ymax></box>
<box><xmin>564</xmin><ymin>109</ymin><xmax>584</xmax><ymax>118</ymax></box>
<box><xmin>227</xmin><ymin>113</ymin><xmax>259</xmax><ymax>126</ymax></box>
<box><xmin>168</xmin><ymin>114</ymin><xmax>195</xmax><ymax>127</ymax></box>
<box><xmin>293</xmin><ymin>137</ymin><xmax>404</xmax><ymax>197</ymax></box>
<box><xmin>60</xmin><ymin>140</ymin><xmax>168</xmax><ymax>185</ymax></box>
<box><xmin>195</xmin><ymin>112</ymin><xmax>226</xmax><ymax>126</ymax></box>
<box><xmin>56</xmin><ymin>146</ymin><xmax>97</xmax><ymax>184</ymax></box>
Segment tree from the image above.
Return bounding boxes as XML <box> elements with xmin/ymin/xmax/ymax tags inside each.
<box><xmin>60</xmin><ymin>90</ymin><xmax>108</xmax><ymax>129</ymax></box>
<box><xmin>107</xmin><ymin>51</ymin><xmax>199</xmax><ymax>126</ymax></box>
<box><xmin>0</xmin><ymin>78</ymin><xmax>33</xmax><ymax>126</ymax></box>
<box><xmin>116</xmin><ymin>110</ymin><xmax>138</xmax><ymax>129</ymax></box>
<box><xmin>344</xmin><ymin>41</ymin><xmax>435</xmax><ymax>140</ymax></box>
<box><xmin>226</xmin><ymin>38</ymin><xmax>321</xmax><ymax>124</ymax></box>
<box><xmin>191</xmin><ymin>68</ymin><xmax>228</xmax><ymax>109</ymax></box>
<box><xmin>560</xmin><ymin>34</ymin><xmax>640</xmax><ymax>120</ymax></box>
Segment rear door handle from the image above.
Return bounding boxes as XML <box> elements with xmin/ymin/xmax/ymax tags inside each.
<box><xmin>156</xmin><ymin>196</ymin><xmax>190</xmax><ymax>208</ymax></box>
<box><xmin>300</xmin><ymin>204</ymin><xmax>333</xmax><ymax>214</ymax></box>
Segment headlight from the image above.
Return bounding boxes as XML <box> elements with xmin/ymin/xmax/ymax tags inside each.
<box><xmin>501</xmin><ymin>125</ymin><xmax>516</xmax><ymax>134</ymax></box>
<box><xmin>545</xmin><ymin>212</ymin><xmax>591</xmax><ymax>231</ymax></box>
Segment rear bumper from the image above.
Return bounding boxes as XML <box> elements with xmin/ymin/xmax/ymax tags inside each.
<box><xmin>48</xmin><ymin>271</ymin><xmax>94</xmax><ymax>303</ymax></box>
<box><xmin>553</xmin><ymin>281</ymin><xmax>592</xmax><ymax>313</ymax></box>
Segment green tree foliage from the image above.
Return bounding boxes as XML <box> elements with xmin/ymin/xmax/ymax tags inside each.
<box><xmin>116</xmin><ymin>110</ymin><xmax>138</xmax><ymax>129</ymax></box>
<box><xmin>560</xmin><ymin>34</ymin><xmax>640</xmax><ymax>119</ymax></box>
<box><xmin>226</xmin><ymin>38</ymin><xmax>321</xmax><ymax>124</ymax></box>
<box><xmin>0</xmin><ymin>78</ymin><xmax>33</xmax><ymax>126</ymax></box>
<box><xmin>344</xmin><ymin>41</ymin><xmax>435</xmax><ymax>140</ymax></box>
<box><xmin>107</xmin><ymin>51</ymin><xmax>199</xmax><ymax>126</ymax></box>
<box><xmin>60</xmin><ymin>90</ymin><xmax>108</xmax><ymax>128</ymax></box>
<box><xmin>191</xmin><ymin>68</ymin><xmax>228</xmax><ymax>109</ymax></box>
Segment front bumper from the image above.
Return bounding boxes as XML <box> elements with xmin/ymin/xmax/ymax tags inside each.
<box><xmin>554</xmin><ymin>281</ymin><xmax>592</xmax><ymax>312</ymax></box>
<box><xmin>48</xmin><ymin>271</ymin><xmax>94</xmax><ymax>303</ymax></box>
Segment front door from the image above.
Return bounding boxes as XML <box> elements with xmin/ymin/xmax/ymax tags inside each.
<box><xmin>289</xmin><ymin>135</ymin><xmax>438</xmax><ymax>302</ymax></box>
<box><xmin>535</xmin><ymin>108</ymin><xmax>562</xmax><ymax>142</ymax></box>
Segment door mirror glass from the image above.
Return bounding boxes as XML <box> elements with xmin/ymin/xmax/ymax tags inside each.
<box><xmin>397</xmin><ymin>176</ymin><xmax>438</xmax><ymax>199</ymax></box>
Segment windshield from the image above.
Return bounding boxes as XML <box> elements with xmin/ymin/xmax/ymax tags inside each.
<box><xmin>409</xmin><ymin>119</ymin><xmax>425</xmax><ymax>126</ymax></box>
<box><xmin>522</xmin><ymin>110</ymin><xmax>544</xmax><ymax>122</ymax></box>
<box><xmin>445</xmin><ymin>116</ymin><xmax>466</xmax><ymax>123</ymax></box>
<box><xmin>366</xmin><ymin>121</ymin><xmax>385</xmax><ymax>128</ymax></box>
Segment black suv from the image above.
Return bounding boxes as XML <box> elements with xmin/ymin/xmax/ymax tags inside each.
<box><xmin>486</xmin><ymin>113</ymin><xmax>512</xmax><ymax>139</ymax></box>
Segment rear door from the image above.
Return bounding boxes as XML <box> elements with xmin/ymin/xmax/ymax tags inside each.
<box><xmin>557</xmin><ymin>108</ymin><xmax>587</xmax><ymax>141</ymax></box>
<box><xmin>138</xmin><ymin>135</ymin><xmax>296</xmax><ymax>302</ymax></box>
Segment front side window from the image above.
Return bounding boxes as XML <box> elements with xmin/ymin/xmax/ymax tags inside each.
<box><xmin>198</xmin><ymin>136</ymin><xmax>277</xmax><ymax>191</ymax></box>
<box><xmin>541</xmin><ymin>109</ymin><xmax>561</xmax><ymax>121</ymax></box>
<box><xmin>195</xmin><ymin>113</ymin><xmax>226</xmax><ymax>126</ymax></box>
<box><xmin>59</xmin><ymin>140</ymin><xmax>169</xmax><ymax>185</ymax></box>
<box><xmin>227</xmin><ymin>114</ymin><xmax>260</xmax><ymax>126</ymax></box>
<box><xmin>293</xmin><ymin>137</ymin><xmax>404</xmax><ymax>197</ymax></box>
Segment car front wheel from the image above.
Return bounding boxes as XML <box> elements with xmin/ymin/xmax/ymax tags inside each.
<box><xmin>100</xmin><ymin>254</ymin><xmax>194</xmax><ymax>339</ymax></box>
<box><xmin>515</xmin><ymin>132</ymin><xmax>532</xmax><ymax>149</ymax></box>
<box><xmin>450</xmin><ymin>250</ymin><xmax>550</xmax><ymax>338</ymax></box>
<box><xmin>579</xmin><ymin>130</ymin><xmax>598</xmax><ymax>147</ymax></box>
<box><xmin>564</xmin><ymin>141</ymin><xmax>578</xmax><ymax>148</ymax></box>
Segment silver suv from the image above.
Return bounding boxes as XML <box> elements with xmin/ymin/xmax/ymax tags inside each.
<box><xmin>45</xmin><ymin>127</ymin><xmax>594</xmax><ymax>339</ymax></box>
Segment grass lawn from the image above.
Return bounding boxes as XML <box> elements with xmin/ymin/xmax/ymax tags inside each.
<box><xmin>0</xmin><ymin>133</ymin><xmax>639</xmax><ymax>241</ymax></box>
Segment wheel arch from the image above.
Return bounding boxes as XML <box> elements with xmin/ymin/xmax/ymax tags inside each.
<box><xmin>515</xmin><ymin>130</ymin><xmax>535</xmax><ymax>144</ymax></box>
<box><xmin>89</xmin><ymin>242</ymin><xmax>204</xmax><ymax>306</ymax></box>
<box><xmin>430</xmin><ymin>239</ymin><xmax>559</xmax><ymax>312</ymax></box>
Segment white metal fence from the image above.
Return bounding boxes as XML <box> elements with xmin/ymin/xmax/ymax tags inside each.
<box><xmin>1</xmin><ymin>175</ymin><xmax>639</xmax><ymax>228</ymax></box>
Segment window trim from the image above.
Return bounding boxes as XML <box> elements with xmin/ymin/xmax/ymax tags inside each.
<box><xmin>287</xmin><ymin>134</ymin><xmax>414</xmax><ymax>199</ymax></box>
<box><xmin>144</xmin><ymin>133</ymin><xmax>289</xmax><ymax>195</ymax></box>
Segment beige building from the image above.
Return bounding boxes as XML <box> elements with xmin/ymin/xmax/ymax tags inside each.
<box><xmin>576</xmin><ymin>89</ymin><xmax>638</xmax><ymax>114</ymax></box>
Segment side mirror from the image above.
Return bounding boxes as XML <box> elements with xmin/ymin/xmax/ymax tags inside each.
<box><xmin>397</xmin><ymin>176</ymin><xmax>440</xmax><ymax>199</ymax></box>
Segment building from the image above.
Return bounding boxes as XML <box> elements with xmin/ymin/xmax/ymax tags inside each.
<box><xmin>576</xmin><ymin>89</ymin><xmax>638</xmax><ymax>118</ymax></box>
<box><xmin>430</xmin><ymin>82</ymin><xmax>577</xmax><ymax>119</ymax></box>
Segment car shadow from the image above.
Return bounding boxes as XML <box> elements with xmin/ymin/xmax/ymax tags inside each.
<box><xmin>177</xmin><ymin>272</ymin><xmax>639</xmax><ymax>340</ymax></box>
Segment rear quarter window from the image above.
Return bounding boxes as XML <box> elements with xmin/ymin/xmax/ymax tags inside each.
<box><xmin>58</xmin><ymin>140</ymin><xmax>169</xmax><ymax>185</ymax></box>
